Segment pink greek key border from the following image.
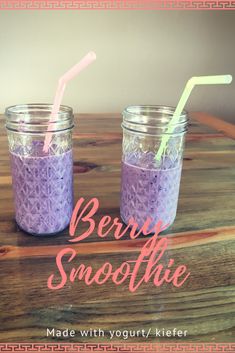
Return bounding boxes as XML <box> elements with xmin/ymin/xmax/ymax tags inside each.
<box><xmin>0</xmin><ymin>343</ymin><xmax>235</xmax><ymax>352</ymax></box>
<box><xmin>0</xmin><ymin>0</ymin><xmax>235</xmax><ymax>10</ymax></box>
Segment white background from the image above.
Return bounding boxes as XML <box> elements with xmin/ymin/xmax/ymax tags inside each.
<box><xmin>0</xmin><ymin>10</ymin><xmax>234</xmax><ymax>121</ymax></box>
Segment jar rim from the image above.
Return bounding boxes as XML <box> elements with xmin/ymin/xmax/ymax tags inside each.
<box><xmin>123</xmin><ymin>105</ymin><xmax>187</xmax><ymax>120</ymax></box>
<box><xmin>122</xmin><ymin>105</ymin><xmax>189</xmax><ymax>136</ymax></box>
<box><xmin>5</xmin><ymin>103</ymin><xmax>73</xmax><ymax>118</ymax></box>
<box><xmin>5</xmin><ymin>103</ymin><xmax>74</xmax><ymax>133</ymax></box>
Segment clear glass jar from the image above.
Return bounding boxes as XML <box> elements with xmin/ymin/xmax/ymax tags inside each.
<box><xmin>120</xmin><ymin>105</ymin><xmax>188</xmax><ymax>231</ymax></box>
<box><xmin>5</xmin><ymin>103</ymin><xmax>74</xmax><ymax>236</ymax></box>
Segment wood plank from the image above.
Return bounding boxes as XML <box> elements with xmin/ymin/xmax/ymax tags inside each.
<box><xmin>191</xmin><ymin>111</ymin><xmax>235</xmax><ymax>139</ymax></box>
<box><xmin>0</xmin><ymin>112</ymin><xmax>234</xmax><ymax>343</ymax></box>
<box><xmin>0</xmin><ymin>226</ymin><xmax>234</xmax><ymax>261</ymax></box>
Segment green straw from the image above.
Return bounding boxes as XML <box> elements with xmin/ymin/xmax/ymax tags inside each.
<box><xmin>155</xmin><ymin>74</ymin><xmax>233</xmax><ymax>162</ymax></box>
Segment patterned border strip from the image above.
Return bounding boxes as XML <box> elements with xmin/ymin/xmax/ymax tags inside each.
<box><xmin>0</xmin><ymin>343</ymin><xmax>235</xmax><ymax>352</ymax></box>
<box><xmin>1</xmin><ymin>0</ymin><xmax>235</xmax><ymax>10</ymax></box>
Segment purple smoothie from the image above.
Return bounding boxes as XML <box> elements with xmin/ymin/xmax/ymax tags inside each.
<box><xmin>10</xmin><ymin>142</ymin><xmax>73</xmax><ymax>235</ymax></box>
<box><xmin>120</xmin><ymin>153</ymin><xmax>182</xmax><ymax>230</ymax></box>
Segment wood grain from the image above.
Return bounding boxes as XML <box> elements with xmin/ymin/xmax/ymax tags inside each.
<box><xmin>190</xmin><ymin>111</ymin><xmax>235</xmax><ymax>139</ymax></box>
<box><xmin>0</xmin><ymin>112</ymin><xmax>234</xmax><ymax>343</ymax></box>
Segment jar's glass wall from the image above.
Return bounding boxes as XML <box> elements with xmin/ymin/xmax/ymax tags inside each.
<box><xmin>7</xmin><ymin>130</ymin><xmax>73</xmax><ymax>157</ymax></box>
<box><xmin>122</xmin><ymin>129</ymin><xmax>186</xmax><ymax>167</ymax></box>
<box><xmin>120</xmin><ymin>105</ymin><xmax>188</xmax><ymax>231</ymax></box>
<box><xmin>5</xmin><ymin>104</ymin><xmax>74</xmax><ymax>236</ymax></box>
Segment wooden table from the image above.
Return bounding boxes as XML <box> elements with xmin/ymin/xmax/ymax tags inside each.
<box><xmin>0</xmin><ymin>112</ymin><xmax>235</xmax><ymax>344</ymax></box>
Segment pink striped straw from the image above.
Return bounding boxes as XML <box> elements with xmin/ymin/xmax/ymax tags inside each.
<box><xmin>43</xmin><ymin>51</ymin><xmax>96</xmax><ymax>152</ymax></box>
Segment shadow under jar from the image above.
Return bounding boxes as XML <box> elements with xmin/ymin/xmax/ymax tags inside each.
<box><xmin>120</xmin><ymin>105</ymin><xmax>189</xmax><ymax>231</ymax></box>
<box><xmin>5</xmin><ymin>104</ymin><xmax>74</xmax><ymax>236</ymax></box>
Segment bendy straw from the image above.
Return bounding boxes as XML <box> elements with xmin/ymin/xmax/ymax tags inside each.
<box><xmin>155</xmin><ymin>74</ymin><xmax>233</xmax><ymax>162</ymax></box>
<box><xmin>43</xmin><ymin>51</ymin><xmax>96</xmax><ymax>152</ymax></box>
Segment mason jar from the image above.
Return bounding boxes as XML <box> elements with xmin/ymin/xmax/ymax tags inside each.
<box><xmin>120</xmin><ymin>105</ymin><xmax>188</xmax><ymax>231</ymax></box>
<box><xmin>5</xmin><ymin>104</ymin><xmax>74</xmax><ymax>236</ymax></box>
